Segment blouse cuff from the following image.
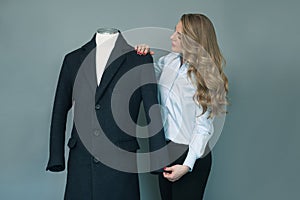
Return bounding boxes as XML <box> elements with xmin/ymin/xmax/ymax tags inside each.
<box><xmin>183</xmin><ymin>149</ymin><xmax>197</xmax><ymax>172</ymax></box>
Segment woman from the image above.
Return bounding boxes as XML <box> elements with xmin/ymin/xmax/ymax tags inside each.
<box><xmin>135</xmin><ymin>14</ymin><xmax>228</xmax><ymax>200</ymax></box>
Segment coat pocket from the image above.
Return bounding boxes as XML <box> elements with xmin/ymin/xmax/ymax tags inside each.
<box><xmin>67</xmin><ymin>137</ymin><xmax>77</xmax><ymax>149</ymax></box>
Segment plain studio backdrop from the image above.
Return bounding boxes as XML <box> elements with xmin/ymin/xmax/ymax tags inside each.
<box><xmin>0</xmin><ymin>0</ymin><xmax>299</xmax><ymax>199</ymax></box>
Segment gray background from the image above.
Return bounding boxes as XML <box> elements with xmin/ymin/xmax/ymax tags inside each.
<box><xmin>0</xmin><ymin>0</ymin><xmax>299</xmax><ymax>199</ymax></box>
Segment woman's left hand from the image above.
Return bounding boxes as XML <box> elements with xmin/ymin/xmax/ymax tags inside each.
<box><xmin>163</xmin><ymin>165</ymin><xmax>190</xmax><ymax>182</ymax></box>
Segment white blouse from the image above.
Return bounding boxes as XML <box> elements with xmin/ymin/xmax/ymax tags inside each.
<box><xmin>155</xmin><ymin>52</ymin><xmax>214</xmax><ymax>171</ymax></box>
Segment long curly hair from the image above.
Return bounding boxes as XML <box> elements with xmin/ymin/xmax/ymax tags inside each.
<box><xmin>180</xmin><ymin>14</ymin><xmax>229</xmax><ymax>118</ymax></box>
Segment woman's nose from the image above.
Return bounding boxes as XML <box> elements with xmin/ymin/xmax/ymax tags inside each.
<box><xmin>170</xmin><ymin>32</ymin><xmax>175</xmax><ymax>40</ymax></box>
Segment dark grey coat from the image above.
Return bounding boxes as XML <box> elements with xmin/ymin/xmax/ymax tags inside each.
<box><xmin>46</xmin><ymin>33</ymin><xmax>166</xmax><ymax>200</ymax></box>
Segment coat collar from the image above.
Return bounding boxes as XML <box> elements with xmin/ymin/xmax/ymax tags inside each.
<box><xmin>78</xmin><ymin>32</ymin><xmax>133</xmax><ymax>103</ymax></box>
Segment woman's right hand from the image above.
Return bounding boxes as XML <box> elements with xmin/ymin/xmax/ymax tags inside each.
<box><xmin>134</xmin><ymin>44</ymin><xmax>155</xmax><ymax>55</ymax></box>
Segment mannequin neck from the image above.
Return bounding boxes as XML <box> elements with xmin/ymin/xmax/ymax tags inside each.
<box><xmin>96</xmin><ymin>28</ymin><xmax>119</xmax><ymax>46</ymax></box>
<box><xmin>97</xmin><ymin>27</ymin><xmax>119</xmax><ymax>34</ymax></box>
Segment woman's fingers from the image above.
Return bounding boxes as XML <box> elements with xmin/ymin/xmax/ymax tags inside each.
<box><xmin>136</xmin><ymin>44</ymin><xmax>143</xmax><ymax>54</ymax></box>
<box><xmin>163</xmin><ymin>172</ymin><xmax>176</xmax><ymax>182</ymax></box>
<box><xmin>139</xmin><ymin>44</ymin><xmax>148</xmax><ymax>55</ymax></box>
<box><xmin>164</xmin><ymin>166</ymin><xmax>173</xmax><ymax>172</ymax></box>
<box><xmin>142</xmin><ymin>45</ymin><xmax>150</xmax><ymax>54</ymax></box>
<box><xmin>163</xmin><ymin>166</ymin><xmax>174</xmax><ymax>180</ymax></box>
<box><xmin>135</xmin><ymin>44</ymin><xmax>152</xmax><ymax>55</ymax></box>
<box><xmin>163</xmin><ymin>165</ymin><xmax>188</xmax><ymax>182</ymax></box>
<box><xmin>138</xmin><ymin>45</ymin><xmax>144</xmax><ymax>53</ymax></box>
<box><xmin>163</xmin><ymin>172</ymin><xmax>173</xmax><ymax>179</ymax></box>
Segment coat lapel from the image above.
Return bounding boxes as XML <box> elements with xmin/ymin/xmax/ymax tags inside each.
<box><xmin>79</xmin><ymin>34</ymin><xmax>97</xmax><ymax>93</ymax></box>
<box><xmin>95</xmin><ymin>33</ymin><xmax>133</xmax><ymax>103</ymax></box>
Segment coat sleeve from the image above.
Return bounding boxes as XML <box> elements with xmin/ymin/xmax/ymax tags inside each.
<box><xmin>140</xmin><ymin>54</ymin><xmax>169</xmax><ymax>173</ymax></box>
<box><xmin>46</xmin><ymin>55</ymin><xmax>73</xmax><ymax>172</ymax></box>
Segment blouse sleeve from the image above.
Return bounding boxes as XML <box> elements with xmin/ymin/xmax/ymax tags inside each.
<box><xmin>153</xmin><ymin>55</ymin><xmax>165</xmax><ymax>80</ymax></box>
<box><xmin>183</xmin><ymin>108</ymin><xmax>214</xmax><ymax>171</ymax></box>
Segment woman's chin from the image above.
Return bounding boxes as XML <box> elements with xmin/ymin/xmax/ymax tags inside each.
<box><xmin>171</xmin><ymin>47</ymin><xmax>180</xmax><ymax>53</ymax></box>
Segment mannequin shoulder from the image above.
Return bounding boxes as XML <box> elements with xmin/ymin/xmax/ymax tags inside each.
<box><xmin>126</xmin><ymin>50</ymin><xmax>154</xmax><ymax>64</ymax></box>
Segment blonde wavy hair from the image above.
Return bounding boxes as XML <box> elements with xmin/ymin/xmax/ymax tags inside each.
<box><xmin>180</xmin><ymin>14</ymin><xmax>229</xmax><ymax>118</ymax></box>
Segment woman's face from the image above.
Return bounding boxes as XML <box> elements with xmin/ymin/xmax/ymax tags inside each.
<box><xmin>170</xmin><ymin>21</ymin><xmax>183</xmax><ymax>53</ymax></box>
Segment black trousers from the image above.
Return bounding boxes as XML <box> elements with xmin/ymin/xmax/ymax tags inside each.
<box><xmin>158</xmin><ymin>143</ymin><xmax>212</xmax><ymax>200</ymax></box>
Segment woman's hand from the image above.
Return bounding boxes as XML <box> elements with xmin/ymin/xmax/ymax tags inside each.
<box><xmin>163</xmin><ymin>165</ymin><xmax>190</xmax><ymax>182</ymax></box>
<box><xmin>134</xmin><ymin>44</ymin><xmax>155</xmax><ymax>55</ymax></box>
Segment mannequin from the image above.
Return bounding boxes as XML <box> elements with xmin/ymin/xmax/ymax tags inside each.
<box><xmin>95</xmin><ymin>28</ymin><xmax>119</xmax><ymax>85</ymax></box>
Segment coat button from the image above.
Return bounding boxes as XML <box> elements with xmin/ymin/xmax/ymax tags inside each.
<box><xmin>94</xmin><ymin>129</ymin><xmax>100</xmax><ymax>136</ymax></box>
<box><xmin>93</xmin><ymin>157</ymin><xmax>100</xmax><ymax>163</ymax></box>
<box><xmin>95</xmin><ymin>104</ymin><xmax>101</xmax><ymax>110</ymax></box>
